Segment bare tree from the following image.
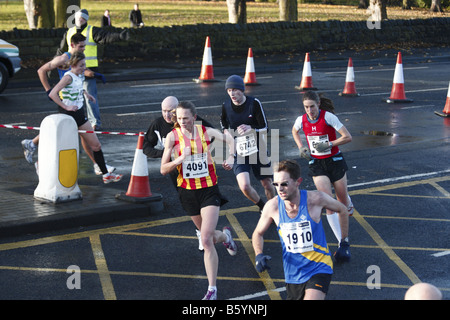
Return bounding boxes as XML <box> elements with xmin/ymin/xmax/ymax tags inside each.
<box><xmin>24</xmin><ymin>0</ymin><xmax>38</xmax><ymax>29</ymax></box>
<box><xmin>226</xmin><ymin>0</ymin><xmax>247</xmax><ymax>24</ymax></box>
<box><xmin>36</xmin><ymin>0</ymin><xmax>55</xmax><ymax>28</ymax></box>
<box><xmin>369</xmin><ymin>0</ymin><xmax>387</xmax><ymax>20</ymax></box>
<box><xmin>358</xmin><ymin>0</ymin><xmax>369</xmax><ymax>9</ymax></box>
<box><xmin>402</xmin><ymin>0</ymin><xmax>413</xmax><ymax>10</ymax></box>
<box><xmin>24</xmin><ymin>0</ymin><xmax>80</xmax><ymax>29</ymax></box>
<box><xmin>279</xmin><ymin>0</ymin><xmax>298</xmax><ymax>21</ymax></box>
<box><xmin>55</xmin><ymin>0</ymin><xmax>80</xmax><ymax>28</ymax></box>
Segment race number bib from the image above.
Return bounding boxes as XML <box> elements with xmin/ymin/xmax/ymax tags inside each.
<box><xmin>182</xmin><ymin>153</ymin><xmax>209</xmax><ymax>179</ymax></box>
<box><xmin>280</xmin><ymin>221</ymin><xmax>314</xmax><ymax>254</ymax></box>
<box><xmin>307</xmin><ymin>134</ymin><xmax>331</xmax><ymax>156</ymax></box>
<box><xmin>236</xmin><ymin>133</ymin><xmax>258</xmax><ymax>157</ymax></box>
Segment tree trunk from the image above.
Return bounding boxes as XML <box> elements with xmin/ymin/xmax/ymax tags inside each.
<box><xmin>279</xmin><ymin>0</ymin><xmax>298</xmax><ymax>22</ymax></box>
<box><xmin>54</xmin><ymin>0</ymin><xmax>80</xmax><ymax>28</ymax></box>
<box><xmin>402</xmin><ymin>0</ymin><xmax>412</xmax><ymax>10</ymax></box>
<box><xmin>24</xmin><ymin>0</ymin><xmax>38</xmax><ymax>29</ymax></box>
<box><xmin>369</xmin><ymin>0</ymin><xmax>387</xmax><ymax>21</ymax></box>
<box><xmin>36</xmin><ymin>0</ymin><xmax>55</xmax><ymax>28</ymax></box>
<box><xmin>430</xmin><ymin>0</ymin><xmax>444</xmax><ymax>12</ymax></box>
<box><xmin>226</xmin><ymin>0</ymin><xmax>247</xmax><ymax>24</ymax></box>
<box><xmin>358</xmin><ymin>0</ymin><xmax>369</xmax><ymax>9</ymax></box>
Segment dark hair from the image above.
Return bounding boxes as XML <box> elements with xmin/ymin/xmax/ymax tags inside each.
<box><xmin>274</xmin><ymin>160</ymin><xmax>301</xmax><ymax>180</ymax></box>
<box><xmin>70</xmin><ymin>33</ymin><xmax>86</xmax><ymax>45</ymax></box>
<box><xmin>302</xmin><ymin>91</ymin><xmax>335</xmax><ymax>114</ymax></box>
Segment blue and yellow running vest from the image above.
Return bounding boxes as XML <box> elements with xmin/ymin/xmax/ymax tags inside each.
<box><xmin>277</xmin><ymin>190</ymin><xmax>333</xmax><ymax>284</ymax></box>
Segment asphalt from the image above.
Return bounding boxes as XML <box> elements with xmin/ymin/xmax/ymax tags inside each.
<box><xmin>2</xmin><ymin>45</ymin><xmax>449</xmax><ymax>239</ymax></box>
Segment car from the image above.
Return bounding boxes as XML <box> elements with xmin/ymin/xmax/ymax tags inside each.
<box><xmin>0</xmin><ymin>39</ymin><xmax>21</xmax><ymax>94</ymax></box>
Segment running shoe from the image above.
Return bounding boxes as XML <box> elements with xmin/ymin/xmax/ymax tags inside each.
<box><xmin>103</xmin><ymin>172</ymin><xmax>123</xmax><ymax>184</ymax></box>
<box><xmin>94</xmin><ymin>163</ymin><xmax>116</xmax><ymax>175</ymax></box>
<box><xmin>222</xmin><ymin>227</ymin><xmax>237</xmax><ymax>256</ymax></box>
<box><xmin>202</xmin><ymin>288</ymin><xmax>217</xmax><ymax>300</ymax></box>
<box><xmin>196</xmin><ymin>229</ymin><xmax>204</xmax><ymax>251</ymax></box>
<box><xmin>21</xmin><ymin>139</ymin><xmax>36</xmax><ymax>164</ymax></box>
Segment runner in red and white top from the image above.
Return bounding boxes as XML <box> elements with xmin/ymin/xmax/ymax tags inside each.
<box><xmin>292</xmin><ymin>91</ymin><xmax>353</xmax><ymax>262</ymax></box>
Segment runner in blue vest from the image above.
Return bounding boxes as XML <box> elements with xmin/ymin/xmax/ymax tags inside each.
<box><xmin>220</xmin><ymin>75</ymin><xmax>275</xmax><ymax>213</ymax></box>
<box><xmin>252</xmin><ymin>160</ymin><xmax>350</xmax><ymax>300</ymax></box>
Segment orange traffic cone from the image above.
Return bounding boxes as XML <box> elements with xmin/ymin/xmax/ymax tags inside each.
<box><xmin>384</xmin><ymin>52</ymin><xmax>413</xmax><ymax>103</ymax></box>
<box><xmin>193</xmin><ymin>36</ymin><xmax>218</xmax><ymax>83</ymax></box>
<box><xmin>116</xmin><ymin>132</ymin><xmax>163</xmax><ymax>204</ymax></box>
<box><xmin>339</xmin><ymin>58</ymin><xmax>360</xmax><ymax>97</ymax></box>
<box><xmin>435</xmin><ymin>81</ymin><xmax>450</xmax><ymax>117</ymax></box>
<box><xmin>295</xmin><ymin>53</ymin><xmax>317</xmax><ymax>91</ymax></box>
<box><xmin>244</xmin><ymin>48</ymin><xmax>259</xmax><ymax>86</ymax></box>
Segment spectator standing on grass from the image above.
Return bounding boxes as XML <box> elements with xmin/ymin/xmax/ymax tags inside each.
<box><xmin>101</xmin><ymin>10</ymin><xmax>112</xmax><ymax>27</ymax></box>
<box><xmin>129</xmin><ymin>3</ymin><xmax>144</xmax><ymax>28</ymax></box>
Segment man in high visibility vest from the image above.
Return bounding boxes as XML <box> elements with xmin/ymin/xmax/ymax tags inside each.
<box><xmin>58</xmin><ymin>9</ymin><xmax>129</xmax><ymax>130</ymax></box>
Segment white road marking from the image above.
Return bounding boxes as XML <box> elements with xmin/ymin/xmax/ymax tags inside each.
<box><xmin>348</xmin><ymin>169</ymin><xmax>450</xmax><ymax>189</ymax></box>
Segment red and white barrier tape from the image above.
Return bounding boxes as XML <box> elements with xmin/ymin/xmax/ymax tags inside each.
<box><xmin>0</xmin><ymin>124</ymin><xmax>139</xmax><ymax>136</ymax></box>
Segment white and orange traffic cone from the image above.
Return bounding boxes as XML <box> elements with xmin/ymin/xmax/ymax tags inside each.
<box><xmin>435</xmin><ymin>81</ymin><xmax>450</xmax><ymax>117</ymax></box>
<box><xmin>295</xmin><ymin>52</ymin><xmax>317</xmax><ymax>91</ymax></box>
<box><xmin>116</xmin><ymin>132</ymin><xmax>163</xmax><ymax>205</ymax></box>
<box><xmin>339</xmin><ymin>58</ymin><xmax>360</xmax><ymax>97</ymax></box>
<box><xmin>193</xmin><ymin>36</ymin><xmax>218</xmax><ymax>83</ymax></box>
<box><xmin>384</xmin><ymin>52</ymin><xmax>413</xmax><ymax>103</ymax></box>
<box><xmin>244</xmin><ymin>48</ymin><xmax>259</xmax><ymax>86</ymax></box>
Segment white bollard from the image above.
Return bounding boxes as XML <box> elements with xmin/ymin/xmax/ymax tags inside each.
<box><xmin>34</xmin><ymin>114</ymin><xmax>82</xmax><ymax>203</ymax></box>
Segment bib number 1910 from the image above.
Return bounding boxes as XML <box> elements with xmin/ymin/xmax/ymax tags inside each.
<box><xmin>280</xmin><ymin>221</ymin><xmax>314</xmax><ymax>254</ymax></box>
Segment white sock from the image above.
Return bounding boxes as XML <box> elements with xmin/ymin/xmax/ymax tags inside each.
<box><xmin>326</xmin><ymin>212</ymin><xmax>341</xmax><ymax>242</ymax></box>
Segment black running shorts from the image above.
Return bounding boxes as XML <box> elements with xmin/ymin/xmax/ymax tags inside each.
<box><xmin>178</xmin><ymin>184</ymin><xmax>222</xmax><ymax>216</ymax></box>
<box><xmin>286</xmin><ymin>273</ymin><xmax>332</xmax><ymax>300</ymax></box>
<box><xmin>308</xmin><ymin>153</ymin><xmax>348</xmax><ymax>183</ymax></box>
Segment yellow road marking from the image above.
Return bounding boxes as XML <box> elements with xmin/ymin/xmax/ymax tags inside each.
<box><xmin>225</xmin><ymin>210</ymin><xmax>282</xmax><ymax>300</ymax></box>
<box><xmin>352</xmin><ymin>208</ymin><xmax>421</xmax><ymax>284</ymax></box>
<box><xmin>0</xmin><ymin>175</ymin><xmax>449</xmax><ymax>299</ymax></box>
<box><xmin>89</xmin><ymin>235</ymin><xmax>116</xmax><ymax>300</ymax></box>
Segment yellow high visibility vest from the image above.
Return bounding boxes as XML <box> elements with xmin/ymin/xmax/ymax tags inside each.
<box><xmin>66</xmin><ymin>25</ymin><xmax>98</xmax><ymax>68</ymax></box>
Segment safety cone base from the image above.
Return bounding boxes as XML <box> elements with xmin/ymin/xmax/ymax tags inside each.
<box><xmin>295</xmin><ymin>86</ymin><xmax>317</xmax><ymax>91</ymax></box>
<box><xmin>434</xmin><ymin>111</ymin><xmax>450</xmax><ymax>118</ymax></box>
<box><xmin>339</xmin><ymin>92</ymin><xmax>360</xmax><ymax>97</ymax></box>
<box><xmin>115</xmin><ymin>191</ymin><xmax>163</xmax><ymax>204</ymax></box>
<box><xmin>193</xmin><ymin>78</ymin><xmax>220</xmax><ymax>83</ymax></box>
<box><xmin>383</xmin><ymin>97</ymin><xmax>413</xmax><ymax>104</ymax></box>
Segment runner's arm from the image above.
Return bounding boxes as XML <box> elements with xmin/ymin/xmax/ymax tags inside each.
<box><xmin>160</xmin><ymin>132</ymin><xmax>186</xmax><ymax>175</ymax></box>
<box><xmin>37</xmin><ymin>55</ymin><xmax>68</xmax><ymax>92</ymax></box>
<box><xmin>252</xmin><ymin>198</ymin><xmax>278</xmax><ymax>255</ymax></box>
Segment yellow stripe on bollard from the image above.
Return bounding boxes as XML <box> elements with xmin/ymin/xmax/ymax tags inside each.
<box><xmin>59</xmin><ymin>149</ymin><xmax>78</xmax><ymax>188</ymax></box>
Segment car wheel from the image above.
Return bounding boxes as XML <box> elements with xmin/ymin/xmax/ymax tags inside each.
<box><xmin>0</xmin><ymin>62</ymin><xmax>9</xmax><ymax>94</ymax></box>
